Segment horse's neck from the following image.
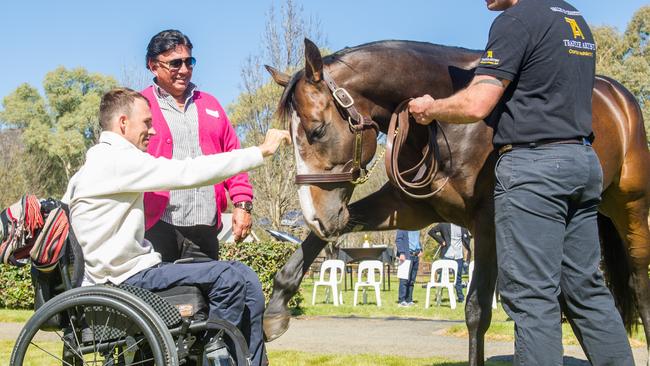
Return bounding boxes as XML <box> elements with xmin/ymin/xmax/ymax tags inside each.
<box><xmin>329</xmin><ymin>50</ymin><xmax>479</xmax><ymax>133</ymax></box>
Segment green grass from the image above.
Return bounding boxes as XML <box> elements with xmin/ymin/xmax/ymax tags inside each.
<box><xmin>0</xmin><ymin>341</ymin><xmax>509</xmax><ymax>366</ymax></box>
<box><xmin>298</xmin><ymin>276</ymin><xmax>510</xmax><ymax>322</ymax></box>
<box><xmin>446</xmin><ymin>320</ymin><xmax>647</xmax><ymax>347</ymax></box>
<box><xmin>268</xmin><ymin>350</ymin><xmax>512</xmax><ymax>366</ymax></box>
<box><xmin>1</xmin><ymin>340</ymin><xmax>53</xmax><ymax>366</ymax></box>
<box><xmin>0</xmin><ymin>308</ymin><xmax>32</xmax><ymax>323</ymax></box>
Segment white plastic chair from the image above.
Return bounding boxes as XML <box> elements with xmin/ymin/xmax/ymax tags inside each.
<box><xmin>468</xmin><ymin>261</ymin><xmax>498</xmax><ymax>309</ymax></box>
<box><xmin>425</xmin><ymin>259</ymin><xmax>459</xmax><ymax>309</ymax></box>
<box><xmin>353</xmin><ymin>260</ymin><xmax>383</xmax><ymax>306</ymax></box>
<box><xmin>312</xmin><ymin>259</ymin><xmax>345</xmax><ymax>306</ymax></box>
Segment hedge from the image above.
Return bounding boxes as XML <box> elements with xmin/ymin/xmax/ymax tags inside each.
<box><xmin>0</xmin><ymin>264</ymin><xmax>33</xmax><ymax>309</ymax></box>
<box><xmin>221</xmin><ymin>241</ymin><xmax>303</xmax><ymax>309</ymax></box>
<box><xmin>0</xmin><ymin>240</ymin><xmax>302</xmax><ymax>310</ymax></box>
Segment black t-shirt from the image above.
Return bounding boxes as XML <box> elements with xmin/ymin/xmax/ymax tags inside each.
<box><xmin>475</xmin><ymin>0</ymin><xmax>596</xmax><ymax>146</ymax></box>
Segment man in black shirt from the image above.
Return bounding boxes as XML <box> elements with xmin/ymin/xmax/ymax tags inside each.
<box><xmin>409</xmin><ymin>0</ymin><xmax>634</xmax><ymax>364</ymax></box>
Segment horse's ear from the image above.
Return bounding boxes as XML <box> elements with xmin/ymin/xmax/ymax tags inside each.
<box><xmin>265</xmin><ymin>65</ymin><xmax>290</xmax><ymax>87</ymax></box>
<box><xmin>304</xmin><ymin>38</ymin><xmax>323</xmax><ymax>83</ymax></box>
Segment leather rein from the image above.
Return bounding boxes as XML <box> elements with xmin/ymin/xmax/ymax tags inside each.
<box><xmin>385</xmin><ymin>100</ymin><xmax>449</xmax><ymax>199</ymax></box>
<box><xmin>294</xmin><ymin>70</ymin><xmax>381</xmax><ymax>185</ymax></box>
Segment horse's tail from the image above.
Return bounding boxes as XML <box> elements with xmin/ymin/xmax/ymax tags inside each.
<box><xmin>598</xmin><ymin>213</ymin><xmax>638</xmax><ymax>332</ymax></box>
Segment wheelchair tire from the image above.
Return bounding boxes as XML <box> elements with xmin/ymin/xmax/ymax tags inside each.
<box><xmin>11</xmin><ymin>287</ymin><xmax>179</xmax><ymax>365</ymax></box>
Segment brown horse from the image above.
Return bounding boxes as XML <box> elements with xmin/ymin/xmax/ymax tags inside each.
<box><xmin>264</xmin><ymin>39</ymin><xmax>650</xmax><ymax>365</ymax></box>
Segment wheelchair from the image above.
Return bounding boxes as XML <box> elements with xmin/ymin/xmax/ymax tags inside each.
<box><xmin>8</xmin><ymin>204</ymin><xmax>251</xmax><ymax>366</ymax></box>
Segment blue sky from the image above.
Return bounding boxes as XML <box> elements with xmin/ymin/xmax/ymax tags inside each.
<box><xmin>0</xmin><ymin>1</ymin><xmax>646</xmax><ymax>109</ymax></box>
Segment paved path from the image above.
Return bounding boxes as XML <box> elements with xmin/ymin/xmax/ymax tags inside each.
<box><xmin>266</xmin><ymin>316</ymin><xmax>648</xmax><ymax>365</ymax></box>
<box><xmin>2</xmin><ymin>318</ymin><xmax>647</xmax><ymax>364</ymax></box>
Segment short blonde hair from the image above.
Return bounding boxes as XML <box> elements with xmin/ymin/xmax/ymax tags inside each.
<box><xmin>98</xmin><ymin>88</ymin><xmax>150</xmax><ymax>131</ymax></box>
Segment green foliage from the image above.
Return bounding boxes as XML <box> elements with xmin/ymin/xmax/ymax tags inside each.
<box><xmin>0</xmin><ymin>264</ymin><xmax>34</xmax><ymax>309</ymax></box>
<box><xmin>0</xmin><ymin>67</ymin><xmax>117</xmax><ymax>198</ymax></box>
<box><xmin>221</xmin><ymin>241</ymin><xmax>303</xmax><ymax>308</ymax></box>
<box><xmin>227</xmin><ymin>0</ymin><xmax>326</xmax><ymax>230</ymax></box>
<box><xmin>0</xmin><ymin>241</ymin><xmax>302</xmax><ymax>310</ymax></box>
<box><xmin>592</xmin><ymin>6</ymin><xmax>650</xmax><ymax>141</ymax></box>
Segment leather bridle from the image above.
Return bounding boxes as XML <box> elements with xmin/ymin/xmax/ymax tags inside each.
<box><xmin>294</xmin><ymin>70</ymin><xmax>381</xmax><ymax>185</ymax></box>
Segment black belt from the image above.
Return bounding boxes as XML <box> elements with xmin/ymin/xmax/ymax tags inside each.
<box><xmin>497</xmin><ymin>137</ymin><xmax>591</xmax><ymax>156</ymax></box>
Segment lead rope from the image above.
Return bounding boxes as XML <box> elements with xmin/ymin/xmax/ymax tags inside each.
<box><xmin>385</xmin><ymin>100</ymin><xmax>449</xmax><ymax>199</ymax></box>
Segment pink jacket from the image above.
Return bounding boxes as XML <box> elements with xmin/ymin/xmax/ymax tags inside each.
<box><xmin>141</xmin><ymin>86</ymin><xmax>253</xmax><ymax>230</ymax></box>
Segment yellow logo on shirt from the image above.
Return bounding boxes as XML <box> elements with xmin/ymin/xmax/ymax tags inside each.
<box><xmin>480</xmin><ymin>50</ymin><xmax>500</xmax><ymax>66</ymax></box>
<box><xmin>564</xmin><ymin>17</ymin><xmax>585</xmax><ymax>40</ymax></box>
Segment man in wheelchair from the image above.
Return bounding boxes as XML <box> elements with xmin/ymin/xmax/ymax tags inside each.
<box><xmin>58</xmin><ymin>88</ymin><xmax>290</xmax><ymax>366</ymax></box>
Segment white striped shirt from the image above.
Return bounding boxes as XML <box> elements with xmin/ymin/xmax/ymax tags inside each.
<box><xmin>153</xmin><ymin>83</ymin><xmax>217</xmax><ymax>227</ymax></box>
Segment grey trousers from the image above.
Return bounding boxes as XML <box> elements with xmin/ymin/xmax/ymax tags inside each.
<box><xmin>494</xmin><ymin>143</ymin><xmax>633</xmax><ymax>366</ymax></box>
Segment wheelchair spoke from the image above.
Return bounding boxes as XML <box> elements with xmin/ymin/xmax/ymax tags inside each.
<box><xmin>94</xmin><ymin>310</ymin><xmax>112</xmax><ymax>347</ymax></box>
<box><xmin>101</xmin><ymin>313</ymin><xmax>141</xmax><ymax>363</ymax></box>
<box><xmin>28</xmin><ymin>340</ymin><xmax>75</xmax><ymax>366</ymax></box>
<box><xmin>13</xmin><ymin>289</ymin><xmax>174</xmax><ymax>366</ymax></box>
<box><xmin>68</xmin><ymin>312</ymin><xmax>91</xmax><ymax>366</ymax></box>
<box><xmin>53</xmin><ymin>328</ymin><xmax>88</xmax><ymax>365</ymax></box>
<box><xmin>90</xmin><ymin>318</ymin><xmax>97</xmax><ymax>365</ymax></box>
<box><xmin>123</xmin><ymin>357</ymin><xmax>156</xmax><ymax>365</ymax></box>
<box><xmin>110</xmin><ymin>337</ymin><xmax>144</xmax><ymax>362</ymax></box>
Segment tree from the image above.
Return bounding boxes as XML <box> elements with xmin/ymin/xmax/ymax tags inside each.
<box><xmin>0</xmin><ymin>67</ymin><xmax>117</xmax><ymax>197</ymax></box>
<box><xmin>228</xmin><ymin>0</ymin><xmax>325</xmax><ymax>230</ymax></box>
<box><xmin>592</xmin><ymin>6</ymin><xmax>650</xmax><ymax>140</ymax></box>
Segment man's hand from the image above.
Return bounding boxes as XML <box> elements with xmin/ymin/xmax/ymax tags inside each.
<box><xmin>259</xmin><ymin>129</ymin><xmax>291</xmax><ymax>157</ymax></box>
<box><xmin>408</xmin><ymin>95</ymin><xmax>436</xmax><ymax>125</ymax></box>
<box><xmin>418</xmin><ymin>251</ymin><xmax>423</xmax><ymax>257</ymax></box>
<box><xmin>232</xmin><ymin>208</ymin><xmax>252</xmax><ymax>243</ymax></box>
<box><xmin>399</xmin><ymin>253</ymin><xmax>406</xmax><ymax>263</ymax></box>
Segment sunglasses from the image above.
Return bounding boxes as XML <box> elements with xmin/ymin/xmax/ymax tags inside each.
<box><xmin>156</xmin><ymin>56</ymin><xmax>196</xmax><ymax>70</ymax></box>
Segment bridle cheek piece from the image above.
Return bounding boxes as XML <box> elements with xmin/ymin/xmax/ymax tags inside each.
<box><xmin>294</xmin><ymin>70</ymin><xmax>381</xmax><ymax>185</ymax></box>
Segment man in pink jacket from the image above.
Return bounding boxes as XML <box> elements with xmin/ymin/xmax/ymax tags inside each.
<box><xmin>142</xmin><ymin>29</ymin><xmax>253</xmax><ymax>262</ymax></box>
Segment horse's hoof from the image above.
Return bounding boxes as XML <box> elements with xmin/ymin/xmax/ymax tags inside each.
<box><xmin>263</xmin><ymin>312</ymin><xmax>290</xmax><ymax>342</ymax></box>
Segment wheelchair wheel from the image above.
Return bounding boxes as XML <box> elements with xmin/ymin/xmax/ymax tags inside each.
<box><xmin>11</xmin><ymin>290</ymin><xmax>178</xmax><ymax>365</ymax></box>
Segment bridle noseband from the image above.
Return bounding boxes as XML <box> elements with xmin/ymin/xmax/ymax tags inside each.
<box><xmin>294</xmin><ymin>70</ymin><xmax>381</xmax><ymax>185</ymax></box>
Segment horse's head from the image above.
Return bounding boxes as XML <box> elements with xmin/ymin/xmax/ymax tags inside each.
<box><xmin>266</xmin><ymin>39</ymin><xmax>378</xmax><ymax>240</ymax></box>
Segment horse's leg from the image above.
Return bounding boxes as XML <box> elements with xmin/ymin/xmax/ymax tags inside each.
<box><xmin>603</xmin><ymin>195</ymin><xmax>650</xmax><ymax>365</ymax></box>
<box><xmin>263</xmin><ymin>231</ymin><xmax>328</xmax><ymax>341</ymax></box>
<box><xmin>263</xmin><ymin>184</ymin><xmax>439</xmax><ymax>341</ymax></box>
<box><xmin>465</xmin><ymin>203</ymin><xmax>497</xmax><ymax>366</ymax></box>
<box><xmin>620</xmin><ymin>199</ymin><xmax>650</xmax><ymax>366</ymax></box>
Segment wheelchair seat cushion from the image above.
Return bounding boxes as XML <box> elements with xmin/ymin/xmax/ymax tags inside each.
<box><xmin>152</xmin><ymin>285</ymin><xmax>208</xmax><ymax>319</ymax></box>
<box><xmin>116</xmin><ymin>284</ymin><xmax>183</xmax><ymax>328</ymax></box>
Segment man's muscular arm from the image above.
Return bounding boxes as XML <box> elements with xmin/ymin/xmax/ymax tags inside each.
<box><xmin>408</xmin><ymin>74</ymin><xmax>510</xmax><ymax>125</ymax></box>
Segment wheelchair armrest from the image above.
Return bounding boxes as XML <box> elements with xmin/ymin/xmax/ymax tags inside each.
<box><xmin>173</xmin><ymin>257</ymin><xmax>214</xmax><ymax>264</ymax></box>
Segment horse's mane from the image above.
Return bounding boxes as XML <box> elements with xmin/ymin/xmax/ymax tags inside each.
<box><xmin>276</xmin><ymin>40</ymin><xmax>480</xmax><ymax>123</ymax></box>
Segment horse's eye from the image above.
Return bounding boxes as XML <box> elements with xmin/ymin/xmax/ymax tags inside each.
<box><xmin>310</xmin><ymin>124</ymin><xmax>327</xmax><ymax>140</ymax></box>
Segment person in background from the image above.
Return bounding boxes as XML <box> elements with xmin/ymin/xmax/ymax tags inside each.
<box><xmin>395</xmin><ymin>230</ymin><xmax>422</xmax><ymax>307</ymax></box>
<box><xmin>142</xmin><ymin>29</ymin><xmax>254</xmax><ymax>262</ymax></box>
<box><xmin>428</xmin><ymin>223</ymin><xmax>471</xmax><ymax>303</ymax></box>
